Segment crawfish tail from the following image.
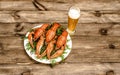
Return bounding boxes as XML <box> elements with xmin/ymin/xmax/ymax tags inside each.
<box><xmin>36</xmin><ymin>36</ymin><xmax>45</xmax><ymax>57</ymax></box>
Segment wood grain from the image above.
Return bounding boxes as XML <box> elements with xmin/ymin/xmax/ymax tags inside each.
<box><xmin>0</xmin><ymin>11</ymin><xmax>120</xmax><ymax>23</ymax></box>
<box><xmin>0</xmin><ymin>0</ymin><xmax>120</xmax><ymax>75</ymax></box>
<box><xmin>0</xmin><ymin>23</ymin><xmax>120</xmax><ymax>36</ymax></box>
<box><xmin>0</xmin><ymin>0</ymin><xmax>120</xmax><ymax>11</ymax></box>
<box><xmin>0</xmin><ymin>63</ymin><xmax>120</xmax><ymax>75</ymax></box>
<box><xmin>0</xmin><ymin>36</ymin><xmax>120</xmax><ymax>64</ymax></box>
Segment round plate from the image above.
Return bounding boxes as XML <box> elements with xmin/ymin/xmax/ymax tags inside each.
<box><xmin>24</xmin><ymin>24</ymin><xmax>72</xmax><ymax>64</ymax></box>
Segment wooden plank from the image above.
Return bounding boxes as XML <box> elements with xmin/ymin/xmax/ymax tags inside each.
<box><xmin>0</xmin><ymin>23</ymin><xmax>120</xmax><ymax>37</ymax></box>
<box><xmin>0</xmin><ymin>36</ymin><xmax>120</xmax><ymax>64</ymax></box>
<box><xmin>0</xmin><ymin>63</ymin><xmax>120</xmax><ymax>75</ymax></box>
<box><xmin>68</xmin><ymin>36</ymin><xmax>120</xmax><ymax>63</ymax></box>
<box><xmin>0</xmin><ymin>37</ymin><xmax>33</xmax><ymax>64</ymax></box>
<box><xmin>0</xmin><ymin>1</ymin><xmax>120</xmax><ymax>11</ymax></box>
<box><xmin>0</xmin><ymin>0</ymin><xmax>119</xmax><ymax>1</ymax></box>
<box><xmin>0</xmin><ymin>11</ymin><xmax>120</xmax><ymax>23</ymax></box>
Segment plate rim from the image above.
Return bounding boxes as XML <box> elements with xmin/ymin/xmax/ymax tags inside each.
<box><xmin>24</xmin><ymin>24</ymin><xmax>72</xmax><ymax>64</ymax></box>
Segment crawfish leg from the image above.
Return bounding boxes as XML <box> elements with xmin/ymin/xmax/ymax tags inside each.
<box><xmin>46</xmin><ymin>40</ymin><xmax>56</xmax><ymax>59</ymax></box>
<box><xmin>37</xmin><ymin>50</ymin><xmax>47</xmax><ymax>58</ymax></box>
<box><xmin>50</xmin><ymin>46</ymin><xmax>65</xmax><ymax>59</ymax></box>
<box><xmin>28</xmin><ymin>32</ymin><xmax>34</xmax><ymax>48</ymax></box>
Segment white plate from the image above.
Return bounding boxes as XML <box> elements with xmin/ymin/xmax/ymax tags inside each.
<box><xmin>24</xmin><ymin>24</ymin><xmax>72</xmax><ymax>64</ymax></box>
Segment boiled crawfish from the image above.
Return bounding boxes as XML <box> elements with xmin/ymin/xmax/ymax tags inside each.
<box><xmin>34</xmin><ymin>24</ymin><xmax>49</xmax><ymax>41</ymax></box>
<box><xmin>51</xmin><ymin>31</ymin><xmax>68</xmax><ymax>59</ymax></box>
<box><xmin>56</xmin><ymin>30</ymin><xmax>68</xmax><ymax>48</ymax></box>
<box><xmin>51</xmin><ymin>45</ymin><xmax>65</xmax><ymax>59</ymax></box>
<box><xmin>36</xmin><ymin>35</ymin><xmax>45</xmax><ymax>58</ymax></box>
<box><xmin>46</xmin><ymin>23</ymin><xmax>60</xmax><ymax>42</ymax></box>
<box><xmin>46</xmin><ymin>40</ymin><xmax>56</xmax><ymax>59</ymax></box>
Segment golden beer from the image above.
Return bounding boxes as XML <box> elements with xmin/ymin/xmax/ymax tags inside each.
<box><xmin>68</xmin><ymin>16</ymin><xmax>79</xmax><ymax>31</ymax></box>
<box><xmin>67</xmin><ymin>6</ymin><xmax>80</xmax><ymax>34</ymax></box>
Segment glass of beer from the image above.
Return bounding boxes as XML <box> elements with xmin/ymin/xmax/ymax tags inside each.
<box><xmin>67</xmin><ymin>6</ymin><xmax>80</xmax><ymax>34</ymax></box>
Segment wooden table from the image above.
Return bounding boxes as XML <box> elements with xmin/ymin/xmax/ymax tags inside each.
<box><xmin>0</xmin><ymin>0</ymin><xmax>120</xmax><ymax>75</ymax></box>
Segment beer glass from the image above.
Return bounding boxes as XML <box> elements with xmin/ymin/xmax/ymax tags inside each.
<box><xmin>67</xmin><ymin>6</ymin><xmax>80</xmax><ymax>34</ymax></box>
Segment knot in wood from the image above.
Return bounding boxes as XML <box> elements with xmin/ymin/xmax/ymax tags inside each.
<box><xmin>106</xmin><ymin>70</ymin><xmax>114</xmax><ymax>75</ymax></box>
<box><xmin>95</xmin><ymin>11</ymin><xmax>101</xmax><ymax>17</ymax></box>
<box><xmin>11</xmin><ymin>11</ymin><xmax>20</xmax><ymax>20</ymax></box>
<box><xmin>14</xmin><ymin>23</ymin><xmax>24</xmax><ymax>32</ymax></box>
<box><xmin>14</xmin><ymin>33</ymin><xmax>25</xmax><ymax>39</ymax></box>
<box><xmin>99</xmin><ymin>28</ymin><xmax>108</xmax><ymax>35</ymax></box>
<box><xmin>32</xmin><ymin>0</ymin><xmax>48</xmax><ymax>11</ymax></box>
<box><xmin>109</xmin><ymin>44</ymin><xmax>115</xmax><ymax>49</ymax></box>
<box><xmin>22</xmin><ymin>71</ymin><xmax>32</xmax><ymax>75</ymax></box>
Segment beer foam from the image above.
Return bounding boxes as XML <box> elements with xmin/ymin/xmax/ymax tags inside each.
<box><xmin>68</xmin><ymin>8</ymin><xmax>80</xmax><ymax>19</ymax></box>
